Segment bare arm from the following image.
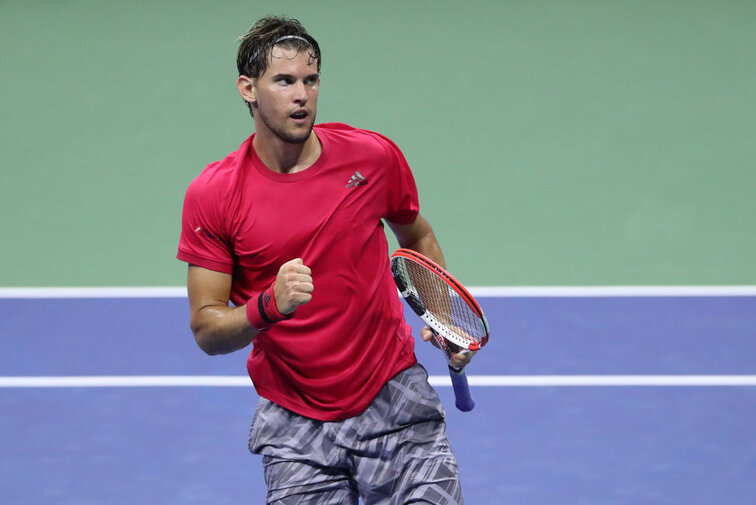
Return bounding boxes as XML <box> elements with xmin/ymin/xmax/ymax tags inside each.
<box><xmin>187</xmin><ymin>265</ymin><xmax>257</xmax><ymax>355</ymax></box>
<box><xmin>386</xmin><ymin>214</ymin><xmax>445</xmax><ymax>268</ymax></box>
<box><xmin>387</xmin><ymin>214</ymin><xmax>475</xmax><ymax>368</ymax></box>
<box><xmin>187</xmin><ymin>259</ymin><xmax>314</xmax><ymax>356</ymax></box>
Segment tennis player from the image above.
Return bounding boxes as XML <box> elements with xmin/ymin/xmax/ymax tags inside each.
<box><xmin>177</xmin><ymin>16</ymin><xmax>473</xmax><ymax>504</ymax></box>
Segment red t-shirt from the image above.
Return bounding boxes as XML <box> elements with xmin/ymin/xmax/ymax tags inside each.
<box><xmin>177</xmin><ymin>123</ymin><xmax>420</xmax><ymax>421</ymax></box>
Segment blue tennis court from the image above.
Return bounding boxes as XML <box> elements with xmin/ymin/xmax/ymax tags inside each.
<box><xmin>1</xmin><ymin>291</ymin><xmax>755</xmax><ymax>504</ymax></box>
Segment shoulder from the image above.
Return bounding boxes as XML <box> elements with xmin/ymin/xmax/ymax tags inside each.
<box><xmin>185</xmin><ymin>137</ymin><xmax>252</xmax><ymax>201</ymax></box>
<box><xmin>314</xmin><ymin>122</ymin><xmax>403</xmax><ymax>158</ymax></box>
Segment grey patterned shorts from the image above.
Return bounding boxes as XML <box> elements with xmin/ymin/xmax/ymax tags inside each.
<box><xmin>248</xmin><ymin>364</ymin><xmax>463</xmax><ymax>504</ymax></box>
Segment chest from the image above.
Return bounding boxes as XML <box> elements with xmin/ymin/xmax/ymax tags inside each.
<box><xmin>231</xmin><ymin>162</ymin><xmax>387</xmax><ymax>274</ymax></box>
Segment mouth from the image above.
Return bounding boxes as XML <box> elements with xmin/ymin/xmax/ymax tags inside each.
<box><xmin>289</xmin><ymin>109</ymin><xmax>309</xmax><ymax>122</ymax></box>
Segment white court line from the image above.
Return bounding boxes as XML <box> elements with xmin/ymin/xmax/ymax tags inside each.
<box><xmin>470</xmin><ymin>286</ymin><xmax>756</xmax><ymax>297</ymax></box>
<box><xmin>1</xmin><ymin>375</ymin><xmax>755</xmax><ymax>388</ymax></box>
<box><xmin>463</xmin><ymin>375</ymin><xmax>756</xmax><ymax>387</ymax></box>
<box><xmin>0</xmin><ymin>287</ymin><xmax>187</xmax><ymax>298</ymax></box>
<box><xmin>1</xmin><ymin>286</ymin><xmax>756</xmax><ymax>298</ymax></box>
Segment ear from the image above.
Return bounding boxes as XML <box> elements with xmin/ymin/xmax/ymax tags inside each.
<box><xmin>237</xmin><ymin>75</ymin><xmax>256</xmax><ymax>104</ymax></box>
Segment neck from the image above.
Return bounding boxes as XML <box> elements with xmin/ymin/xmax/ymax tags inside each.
<box><xmin>253</xmin><ymin>128</ymin><xmax>321</xmax><ymax>174</ymax></box>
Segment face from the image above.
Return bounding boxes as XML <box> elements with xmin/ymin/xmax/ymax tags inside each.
<box><xmin>247</xmin><ymin>46</ymin><xmax>320</xmax><ymax>144</ymax></box>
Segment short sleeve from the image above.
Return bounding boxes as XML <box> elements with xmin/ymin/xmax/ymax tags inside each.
<box><xmin>379</xmin><ymin>135</ymin><xmax>420</xmax><ymax>224</ymax></box>
<box><xmin>176</xmin><ymin>172</ymin><xmax>234</xmax><ymax>274</ymax></box>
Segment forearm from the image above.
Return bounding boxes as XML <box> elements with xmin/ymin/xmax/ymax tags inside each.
<box><xmin>402</xmin><ymin>228</ymin><xmax>445</xmax><ymax>268</ymax></box>
<box><xmin>186</xmin><ymin>260</ymin><xmax>313</xmax><ymax>356</ymax></box>
<box><xmin>191</xmin><ymin>303</ymin><xmax>258</xmax><ymax>355</ymax></box>
<box><xmin>388</xmin><ymin>214</ymin><xmax>446</xmax><ymax>268</ymax></box>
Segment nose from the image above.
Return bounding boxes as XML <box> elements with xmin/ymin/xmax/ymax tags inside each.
<box><xmin>293</xmin><ymin>81</ymin><xmax>308</xmax><ymax>104</ymax></box>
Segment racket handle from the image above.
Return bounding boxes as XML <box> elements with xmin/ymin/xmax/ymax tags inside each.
<box><xmin>448</xmin><ymin>366</ymin><xmax>475</xmax><ymax>412</ymax></box>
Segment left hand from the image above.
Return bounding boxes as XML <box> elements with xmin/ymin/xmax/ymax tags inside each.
<box><xmin>421</xmin><ymin>326</ymin><xmax>477</xmax><ymax>369</ymax></box>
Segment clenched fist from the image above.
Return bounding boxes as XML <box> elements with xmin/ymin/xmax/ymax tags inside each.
<box><xmin>273</xmin><ymin>258</ymin><xmax>314</xmax><ymax>315</ymax></box>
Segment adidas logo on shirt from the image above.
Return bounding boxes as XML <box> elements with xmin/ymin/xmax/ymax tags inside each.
<box><xmin>346</xmin><ymin>171</ymin><xmax>368</xmax><ymax>189</ymax></box>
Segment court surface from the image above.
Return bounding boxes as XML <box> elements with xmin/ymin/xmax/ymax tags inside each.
<box><xmin>1</xmin><ymin>290</ymin><xmax>755</xmax><ymax>504</ymax></box>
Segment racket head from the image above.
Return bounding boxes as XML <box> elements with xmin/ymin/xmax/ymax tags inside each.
<box><xmin>390</xmin><ymin>248</ymin><xmax>489</xmax><ymax>351</ymax></box>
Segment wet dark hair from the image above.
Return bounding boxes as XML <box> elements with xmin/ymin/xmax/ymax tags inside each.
<box><xmin>237</xmin><ymin>16</ymin><xmax>321</xmax><ymax>79</ymax></box>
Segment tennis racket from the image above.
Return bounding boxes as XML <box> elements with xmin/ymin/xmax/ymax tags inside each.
<box><xmin>390</xmin><ymin>248</ymin><xmax>490</xmax><ymax>412</ymax></box>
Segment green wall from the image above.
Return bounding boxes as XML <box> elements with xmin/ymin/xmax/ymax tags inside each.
<box><xmin>2</xmin><ymin>0</ymin><xmax>754</xmax><ymax>286</ymax></box>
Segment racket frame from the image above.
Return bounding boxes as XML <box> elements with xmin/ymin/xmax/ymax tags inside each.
<box><xmin>390</xmin><ymin>248</ymin><xmax>491</xmax><ymax>412</ymax></box>
<box><xmin>390</xmin><ymin>248</ymin><xmax>489</xmax><ymax>351</ymax></box>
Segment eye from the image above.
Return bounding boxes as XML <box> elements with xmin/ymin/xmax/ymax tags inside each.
<box><xmin>304</xmin><ymin>76</ymin><xmax>319</xmax><ymax>86</ymax></box>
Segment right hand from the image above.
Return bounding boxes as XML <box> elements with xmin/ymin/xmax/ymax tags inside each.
<box><xmin>273</xmin><ymin>258</ymin><xmax>314</xmax><ymax>315</ymax></box>
<box><xmin>421</xmin><ymin>326</ymin><xmax>476</xmax><ymax>370</ymax></box>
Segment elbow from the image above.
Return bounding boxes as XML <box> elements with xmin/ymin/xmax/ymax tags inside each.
<box><xmin>190</xmin><ymin>319</ymin><xmax>221</xmax><ymax>356</ymax></box>
<box><xmin>188</xmin><ymin>305</ymin><xmax>252</xmax><ymax>356</ymax></box>
<box><xmin>194</xmin><ymin>331</ymin><xmax>222</xmax><ymax>356</ymax></box>
<box><xmin>196</xmin><ymin>337</ymin><xmax>222</xmax><ymax>356</ymax></box>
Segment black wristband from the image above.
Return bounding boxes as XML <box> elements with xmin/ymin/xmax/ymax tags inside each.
<box><xmin>258</xmin><ymin>290</ymin><xmax>275</xmax><ymax>324</ymax></box>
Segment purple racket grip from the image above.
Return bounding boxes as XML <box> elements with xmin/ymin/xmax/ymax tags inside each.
<box><xmin>449</xmin><ymin>366</ymin><xmax>475</xmax><ymax>412</ymax></box>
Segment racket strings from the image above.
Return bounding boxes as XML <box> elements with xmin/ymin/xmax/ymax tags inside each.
<box><xmin>400</xmin><ymin>259</ymin><xmax>485</xmax><ymax>346</ymax></box>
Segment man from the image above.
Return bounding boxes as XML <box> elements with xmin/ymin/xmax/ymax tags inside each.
<box><xmin>177</xmin><ymin>16</ymin><xmax>473</xmax><ymax>504</ymax></box>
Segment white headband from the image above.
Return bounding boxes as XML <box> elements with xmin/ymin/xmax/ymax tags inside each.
<box><xmin>249</xmin><ymin>35</ymin><xmax>312</xmax><ymax>64</ymax></box>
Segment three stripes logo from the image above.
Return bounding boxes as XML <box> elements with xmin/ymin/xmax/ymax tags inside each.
<box><xmin>346</xmin><ymin>171</ymin><xmax>368</xmax><ymax>189</ymax></box>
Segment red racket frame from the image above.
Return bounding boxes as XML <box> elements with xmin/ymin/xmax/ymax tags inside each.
<box><xmin>390</xmin><ymin>248</ymin><xmax>489</xmax><ymax>350</ymax></box>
